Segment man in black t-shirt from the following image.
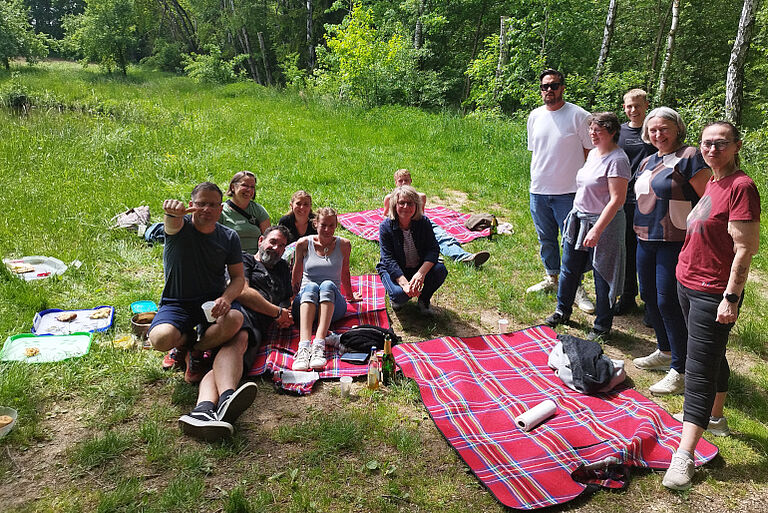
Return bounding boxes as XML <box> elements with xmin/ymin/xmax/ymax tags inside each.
<box><xmin>616</xmin><ymin>89</ymin><xmax>656</xmax><ymax>314</ymax></box>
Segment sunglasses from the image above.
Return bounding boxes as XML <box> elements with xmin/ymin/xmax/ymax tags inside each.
<box><xmin>539</xmin><ymin>83</ymin><xmax>562</xmax><ymax>91</ymax></box>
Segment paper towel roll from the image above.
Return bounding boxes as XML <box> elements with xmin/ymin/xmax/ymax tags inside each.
<box><xmin>515</xmin><ymin>399</ymin><xmax>557</xmax><ymax>432</ymax></box>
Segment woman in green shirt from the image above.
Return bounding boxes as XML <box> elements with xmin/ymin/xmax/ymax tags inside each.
<box><xmin>218</xmin><ymin>171</ymin><xmax>271</xmax><ymax>254</ymax></box>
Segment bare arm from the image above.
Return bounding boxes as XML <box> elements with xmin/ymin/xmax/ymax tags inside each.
<box><xmin>340</xmin><ymin>238</ymin><xmax>362</xmax><ymax>302</ymax></box>
<box><xmin>291</xmin><ymin>238</ymin><xmax>308</xmax><ymax>294</ymax></box>
<box><xmin>211</xmin><ymin>262</ymin><xmax>245</xmax><ymax>318</ymax></box>
<box><xmin>383</xmin><ymin>193</ymin><xmax>391</xmax><ymax>211</ymax></box>
<box><xmin>583</xmin><ymin>177</ymin><xmax>628</xmax><ymax>248</ymax></box>
<box><xmin>419</xmin><ymin>192</ymin><xmax>427</xmax><ymax>210</ymax></box>
<box><xmin>239</xmin><ymin>282</ymin><xmax>292</xmax><ymax>328</ymax></box>
<box><xmin>718</xmin><ymin>220</ymin><xmax>760</xmax><ymax>323</ymax></box>
<box><xmin>689</xmin><ymin>167</ymin><xmax>713</xmax><ymax>198</ymax></box>
<box><xmin>259</xmin><ymin>218</ymin><xmax>271</xmax><ymax>235</ymax></box>
<box><xmin>162</xmin><ymin>199</ymin><xmax>195</xmax><ymax>235</ymax></box>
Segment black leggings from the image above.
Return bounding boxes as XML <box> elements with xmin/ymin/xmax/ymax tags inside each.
<box><xmin>677</xmin><ymin>283</ymin><xmax>736</xmax><ymax>429</ymax></box>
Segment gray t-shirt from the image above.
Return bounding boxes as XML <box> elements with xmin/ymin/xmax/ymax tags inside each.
<box><xmin>574</xmin><ymin>148</ymin><xmax>631</xmax><ymax>215</ymax></box>
<box><xmin>162</xmin><ymin>217</ymin><xmax>242</xmax><ymax>301</ymax></box>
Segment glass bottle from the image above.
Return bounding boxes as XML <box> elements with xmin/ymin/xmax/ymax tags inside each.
<box><xmin>367</xmin><ymin>346</ymin><xmax>380</xmax><ymax>390</ymax></box>
<box><xmin>381</xmin><ymin>334</ymin><xmax>396</xmax><ymax>386</ymax></box>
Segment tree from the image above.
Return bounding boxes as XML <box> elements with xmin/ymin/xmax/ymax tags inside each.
<box><xmin>592</xmin><ymin>0</ymin><xmax>617</xmax><ymax>104</ymax></box>
<box><xmin>63</xmin><ymin>0</ymin><xmax>138</xmax><ymax>74</ymax></box>
<box><xmin>0</xmin><ymin>0</ymin><xmax>49</xmax><ymax>69</ymax></box>
<box><xmin>654</xmin><ymin>0</ymin><xmax>679</xmax><ymax>104</ymax></box>
<box><xmin>725</xmin><ymin>0</ymin><xmax>760</xmax><ymax>124</ymax></box>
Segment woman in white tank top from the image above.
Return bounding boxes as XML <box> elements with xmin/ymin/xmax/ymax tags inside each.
<box><xmin>291</xmin><ymin>207</ymin><xmax>362</xmax><ymax>371</ymax></box>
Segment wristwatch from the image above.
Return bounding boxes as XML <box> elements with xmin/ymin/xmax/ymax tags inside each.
<box><xmin>723</xmin><ymin>292</ymin><xmax>739</xmax><ymax>304</ymax></box>
<box><xmin>273</xmin><ymin>307</ymin><xmax>283</xmax><ymax>319</ymax></box>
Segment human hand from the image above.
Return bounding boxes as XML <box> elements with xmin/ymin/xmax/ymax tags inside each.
<box><xmin>277</xmin><ymin>307</ymin><xmax>293</xmax><ymax>328</ymax></box>
<box><xmin>163</xmin><ymin>199</ymin><xmax>194</xmax><ymax>218</ymax></box>
<box><xmin>348</xmin><ymin>291</ymin><xmax>363</xmax><ymax>303</ymax></box>
<box><xmin>583</xmin><ymin>228</ymin><xmax>600</xmax><ymax>248</ymax></box>
<box><xmin>408</xmin><ymin>272</ymin><xmax>425</xmax><ymax>297</ymax></box>
<box><xmin>211</xmin><ymin>296</ymin><xmax>231</xmax><ymax>319</ymax></box>
<box><xmin>716</xmin><ymin>298</ymin><xmax>738</xmax><ymax>324</ymax></box>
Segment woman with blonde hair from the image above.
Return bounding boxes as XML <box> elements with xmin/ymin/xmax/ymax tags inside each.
<box><xmin>279</xmin><ymin>190</ymin><xmax>317</xmax><ymax>243</ymax></box>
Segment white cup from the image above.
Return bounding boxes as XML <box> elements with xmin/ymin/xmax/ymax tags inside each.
<box><xmin>201</xmin><ymin>301</ymin><xmax>216</xmax><ymax>323</ymax></box>
<box><xmin>498</xmin><ymin>318</ymin><xmax>509</xmax><ymax>333</ymax></box>
<box><xmin>340</xmin><ymin>376</ymin><xmax>353</xmax><ymax>398</ymax></box>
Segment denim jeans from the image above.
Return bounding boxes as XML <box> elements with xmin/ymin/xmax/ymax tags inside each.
<box><xmin>378</xmin><ymin>262</ymin><xmax>448</xmax><ymax>306</ymax></box>
<box><xmin>636</xmin><ymin>240</ymin><xmax>687</xmax><ymax>373</ymax></box>
<box><xmin>677</xmin><ymin>283</ymin><xmax>735</xmax><ymax>429</ymax></box>
<box><xmin>431</xmin><ymin>221</ymin><xmax>471</xmax><ymax>262</ymax></box>
<box><xmin>557</xmin><ymin>238</ymin><xmax>613</xmax><ymax>332</ymax></box>
<box><xmin>291</xmin><ymin>280</ymin><xmax>348</xmax><ymax>325</ymax></box>
<box><xmin>530</xmin><ymin>193</ymin><xmax>576</xmax><ymax>275</ymax></box>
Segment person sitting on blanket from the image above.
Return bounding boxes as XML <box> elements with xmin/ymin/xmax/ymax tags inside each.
<box><xmin>279</xmin><ymin>190</ymin><xmax>317</xmax><ymax>243</ymax></box>
<box><xmin>177</xmin><ymin>225</ymin><xmax>294</xmax><ymax>441</ymax></box>
<box><xmin>291</xmin><ymin>207</ymin><xmax>362</xmax><ymax>371</ymax></box>
<box><xmin>218</xmin><ymin>170</ymin><xmax>271</xmax><ymax>254</ymax></box>
<box><xmin>148</xmin><ymin>183</ymin><xmax>252</xmax><ymax>433</ymax></box>
<box><xmin>383</xmin><ymin>169</ymin><xmax>490</xmax><ymax>267</ymax></box>
<box><xmin>378</xmin><ymin>185</ymin><xmax>449</xmax><ymax>315</ymax></box>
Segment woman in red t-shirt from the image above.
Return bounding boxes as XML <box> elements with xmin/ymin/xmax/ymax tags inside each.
<box><xmin>662</xmin><ymin>122</ymin><xmax>761</xmax><ymax>490</ymax></box>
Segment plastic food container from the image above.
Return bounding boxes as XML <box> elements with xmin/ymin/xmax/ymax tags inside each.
<box><xmin>0</xmin><ymin>406</ymin><xmax>18</xmax><ymax>438</ymax></box>
<box><xmin>131</xmin><ymin>312</ymin><xmax>156</xmax><ymax>340</ymax></box>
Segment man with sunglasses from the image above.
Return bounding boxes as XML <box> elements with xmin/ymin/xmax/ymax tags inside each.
<box><xmin>526</xmin><ymin>69</ymin><xmax>595</xmax><ymax>313</ymax></box>
<box><xmin>149</xmin><ymin>182</ymin><xmax>248</xmax><ymax>393</ymax></box>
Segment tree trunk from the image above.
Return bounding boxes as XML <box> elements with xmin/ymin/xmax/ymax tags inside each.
<box><xmin>258</xmin><ymin>31</ymin><xmax>272</xmax><ymax>86</ymax></box>
<box><xmin>227</xmin><ymin>0</ymin><xmax>262</xmax><ymax>84</ymax></box>
<box><xmin>647</xmin><ymin>0</ymin><xmax>672</xmax><ymax>93</ymax></box>
<box><xmin>462</xmin><ymin>0</ymin><xmax>488</xmax><ymax>106</ymax></box>
<box><xmin>494</xmin><ymin>16</ymin><xmax>509</xmax><ymax>102</ymax></box>
<box><xmin>307</xmin><ymin>0</ymin><xmax>316</xmax><ymax>70</ymax></box>
<box><xmin>654</xmin><ymin>0</ymin><xmax>679</xmax><ymax>105</ymax></box>
<box><xmin>592</xmin><ymin>0</ymin><xmax>618</xmax><ymax>104</ymax></box>
<box><xmin>413</xmin><ymin>0</ymin><xmax>425</xmax><ymax>49</ymax></box>
<box><xmin>725</xmin><ymin>0</ymin><xmax>759</xmax><ymax>125</ymax></box>
<box><xmin>541</xmin><ymin>0</ymin><xmax>549</xmax><ymax>56</ymax></box>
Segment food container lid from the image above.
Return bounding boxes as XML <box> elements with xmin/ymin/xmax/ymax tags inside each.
<box><xmin>131</xmin><ymin>300</ymin><xmax>158</xmax><ymax>314</ymax></box>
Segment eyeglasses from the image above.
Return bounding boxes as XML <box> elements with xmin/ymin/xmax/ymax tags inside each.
<box><xmin>539</xmin><ymin>83</ymin><xmax>562</xmax><ymax>91</ymax></box>
<box><xmin>700</xmin><ymin>139</ymin><xmax>731</xmax><ymax>151</ymax></box>
<box><xmin>397</xmin><ymin>201</ymin><xmax>415</xmax><ymax>207</ymax></box>
<box><xmin>238</xmin><ymin>183</ymin><xmax>255</xmax><ymax>190</ymax></box>
<box><xmin>193</xmin><ymin>201</ymin><xmax>220</xmax><ymax>209</ymax></box>
<box><xmin>589</xmin><ymin>127</ymin><xmax>607</xmax><ymax>134</ymax></box>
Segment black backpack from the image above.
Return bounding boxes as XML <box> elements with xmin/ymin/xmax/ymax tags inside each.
<box><xmin>340</xmin><ymin>325</ymin><xmax>400</xmax><ymax>353</ymax></box>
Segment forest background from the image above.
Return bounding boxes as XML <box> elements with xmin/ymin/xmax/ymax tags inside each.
<box><xmin>2</xmin><ymin>0</ymin><xmax>767</xmax><ymax>148</ymax></box>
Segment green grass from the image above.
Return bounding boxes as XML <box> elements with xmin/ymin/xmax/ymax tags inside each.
<box><xmin>0</xmin><ymin>60</ymin><xmax>767</xmax><ymax>511</ymax></box>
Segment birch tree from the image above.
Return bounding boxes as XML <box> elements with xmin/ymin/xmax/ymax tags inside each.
<box><xmin>654</xmin><ymin>0</ymin><xmax>679</xmax><ymax>104</ymax></box>
<box><xmin>725</xmin><ymin>0</ymin><xmax>759</xmax><ymax>124</ymax></box>
<box><xmin>593</xmin><ymin>0</ymin><xmax>618</xmax><ymax>92</ymax></box>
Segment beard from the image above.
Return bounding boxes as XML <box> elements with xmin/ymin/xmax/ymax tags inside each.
<box><xmin>257</xmin><ymin>247</ymin><xmax>281</xmax><ymax>268</ymax></box>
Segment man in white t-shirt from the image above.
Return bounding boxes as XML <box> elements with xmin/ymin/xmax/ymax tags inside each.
<box><xmin>526</xmin><ymin>69</ymin><xmax>595</xmax><ymax>313</ymax></box>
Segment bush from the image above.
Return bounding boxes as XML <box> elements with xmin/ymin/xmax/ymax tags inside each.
<box><xmin>182</xmin><ymin>45</ymin><xmax>244</xmax><ymax>84</ymax></box>
<box><xmin>140</xmin><ymin>40</ymin><xmax>185</xmax><ymax>73</ymax></box>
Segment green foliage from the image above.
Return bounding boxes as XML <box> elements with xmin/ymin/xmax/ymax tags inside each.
<box><xmin>183</xmin><ymin>44</ymin><xmax>244</xmax><ymax>83</ymax></box>
<box><xmin>0</xmin><ymin>0</ymin><xmax>49</xmax><ymax>69</ymax></box>
<box><xmin>140</xmin><ymin>40</ymin><xmax>185</xmax><ymax>73</ymax></box>
<box><xmin>63</xmin><ymin>0</ymin><xmax>139</xmax><ymax>74</ymax></box>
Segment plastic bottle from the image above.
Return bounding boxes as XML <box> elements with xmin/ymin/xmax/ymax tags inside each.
<box><xmin>367</xmin><ymin>346</ymin><xmax>380</xmax><ymax>389</ymax></box>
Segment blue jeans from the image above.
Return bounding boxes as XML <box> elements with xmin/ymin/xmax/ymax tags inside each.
<box><xmin>557</xmin><ymin>239</ymin><xmax>613</xmax><ymax>332</ymax></box>
<box><xmin>431</xmin><ymin>221</ymin><xmax>471</xmax><ymax>262</ymax></box>
<box><xmin>379</xmin><ymin>263</ymin><xmax>448</xmax><ymax>306</ymax></box>
<box><xmin>291</xmin><ymin>280</ymin><xmax>348</xmax><ymax>325</ymax></box>
<box><xmin>530</xmin><ymin>193</ymin><xmax>576</xmax><ymax>275</ymax></box>
<box><xmin>636</xmin><ymin>240</ymin><xmax>687</xmax><ymax>373</ymax></box>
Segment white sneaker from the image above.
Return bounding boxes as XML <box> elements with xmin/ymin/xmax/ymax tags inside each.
<box><xmin>633</xmin><ymin>349</ymin><xmax>672</xmax><ymax>371</ymax></box>
<box><xmin>309</xmin><ymin>339</ymin><xmax>327</xmax><ymax>369</ymax></box>
<box><xmin>526</xmin><ymin>275</ymin><xmax>557</xmax><ymax>293</ymax></box>
<box><xmin>662</xmin><ymin>452</ymin><xmax>694</xmax><ymax>490</ymax></box>
<box><xmin>292</xmin><ymin>344</ymin><xmax>311</xmax><ymax>371</ymax></box>
<box><xmin>649</xmin><ymin>368</ymin><xmax>684</xmax><ymax>395</ymax></box>
<box><xmin>575</xmin><ymin>286</ymin><xmax>595</xmax><ymax>314</ymax></box>
<box><xmin>672</xmin><ymin>413</ymin><xmax>731</xmax><ymax>437</ymax></box>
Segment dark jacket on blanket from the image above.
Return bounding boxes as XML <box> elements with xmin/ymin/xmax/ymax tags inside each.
<box><xmin>376</xmin><ymin>216</ymin><xmax>440</xmax><ymax>279</ymax></box>
<box><xmin>548</xmin><ymin>334</ymin><xmax>625</xmax><ymax>394</ymax></box>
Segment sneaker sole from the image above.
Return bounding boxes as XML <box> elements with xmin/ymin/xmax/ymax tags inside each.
<box><xmin>662</xmin><ymin>476</ymin><xmax>692</xmax><ymax>490</ymax></box>
<box><xmin>218</xmin><ymin>382</ymin><xmax>258</xmax><ymax>424</ymax></box>
<box><xmin>178</xmin><ymin>415</ymin><xmax>233</xmax><ymax>441</ymax></box>
<box><xmin>633</xmin><ymin>362</ymin><xmax>671</xmax><ymax>371</ymax></box>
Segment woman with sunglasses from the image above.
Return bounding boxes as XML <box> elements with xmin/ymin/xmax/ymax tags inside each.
<box><xmin>544</xmin><ymin>112</ymin><xmax>630</xmax><ymax>340</ymax></box>
<box><xmin>377</xmin><ymin>185</ymin><xmax>448</xmax><ymax>315</ymax></box>
<box><xmin>631</xmin><ymin>108</ymin><xmax>711</xmax><ymax>396</ymax></box>
<box><xmin>662</xmin><ymin>122</ymin><xmax>760</xmax><ymax>490</ymax></box>
<box><xmin>219</xmin><ymin>171</ymin><xmax>271</xmax><ymax>254</ymax></box>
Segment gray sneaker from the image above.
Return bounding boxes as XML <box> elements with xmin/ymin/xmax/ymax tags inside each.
<box><xmin>672</xmin><ymin>413</ymin><xmax>730</xmax><ymax>437</ymax></box>
<box><xmin>633</xmin><ymin>349</ymin><xmax>672</xmax><ymax>371</ymax></box>
<box><xmin>662</xmin><ymin>452</ymin><xmax>694</xmax><ymax>490</ymax></box>
<box><xmin>575</xmin><ymin>286</ymin><xmax>595</xmax><ymax>314</ymax></box>
<box><xmin>526</xmin><ymin>275</ymin><xmax>557</xmax><ymax>293</ymax></box>
<box><xmin>649</xmin><ymin>368</ymin><xmax>684</xmax><ymax>395</ymax></box>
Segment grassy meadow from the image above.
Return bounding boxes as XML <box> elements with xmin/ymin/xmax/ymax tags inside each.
<box><xmin>0</xmin><ymin>61</ymin><xmax>767</xmax><ymax>512</ymax></box>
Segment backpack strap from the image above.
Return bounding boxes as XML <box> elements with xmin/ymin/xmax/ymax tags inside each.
<box><xmin>226</xmin><ymin>199</ymin><xmax>255</xmax><ymax>223</ymax></box>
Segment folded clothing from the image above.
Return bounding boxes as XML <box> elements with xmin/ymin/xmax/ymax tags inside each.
<box><xmin>547</xmin><ymin>334</ymin><xmax>625</xmax><ymax>394</ymax></box>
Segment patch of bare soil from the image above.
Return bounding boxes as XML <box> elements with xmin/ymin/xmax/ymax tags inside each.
<box><xmin>429</xmin><ymin>189</ymin><xmax>471</xmax><ymax>211</ymax></box>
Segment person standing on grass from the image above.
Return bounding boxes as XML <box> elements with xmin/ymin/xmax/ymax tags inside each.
<box><xmin>384</xmin><ymin>169</ymin><xmax>490</xmax><ymax>268</ymax></box>
<box><xmin>178</xmin><ymin>225</ymin><xmax>294</xmax><ymax>441</ymax></box>
<box><xmin>615</xmin><ymin>89</ymin><xmax>656</xmax><ymax>315</ymax></box>
<box><xmin>148</xmin><ymin>182</ymin><xmax>247</xmax><ymax>388</ymax></box>
<box><xmin>662</xmin><ymin>121</ymin><xmax>760</xmax><ymax>490</ymax></box>
<box><xmin>526</xmin><ymin>69</ymin><xmax>595</xmax><ymax>314</ymax></box>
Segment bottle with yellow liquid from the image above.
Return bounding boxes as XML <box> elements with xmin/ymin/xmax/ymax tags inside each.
<box><xmin>367</xmin><ymin>346</ymin><xmax>380</xmax><ymax>389</ymax></box>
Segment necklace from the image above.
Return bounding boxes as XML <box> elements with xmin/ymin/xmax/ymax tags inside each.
<box><xmin>316</xmin><ymin>237</ymin><xmax>333</xmax><ymax>257</ymax></box>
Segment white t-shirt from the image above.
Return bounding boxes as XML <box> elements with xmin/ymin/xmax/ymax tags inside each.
<box><xmin>527</xmin><ymin>102</ymin><xmax>593</xmax><ymax>195</ymax></box>
<box><xmin>574</xmin><ymin>147</ymin><xmax>631</xmax><ymax>214</ymax></box>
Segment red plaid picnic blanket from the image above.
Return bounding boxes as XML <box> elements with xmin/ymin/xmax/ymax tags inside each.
<box><xmin>392</xmin><ymin>326</ymin><xmax>719</xmax><ymax>510</ymax></box>
<box><xmin>247</xmin><ymin>274</ymin><xmax>389</xmax><ymax>394</ymax></box>
<box><xmin>338</xmin><ymin>206</ymin><xmax>490</xmax><ymax>243</ymax></box>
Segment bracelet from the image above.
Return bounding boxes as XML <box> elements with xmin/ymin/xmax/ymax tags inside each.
<box><xmin>164</xmin><ymin>213</ymin><xmax>179</xmax><ymax>218</ymax></box>
<box><xmin>273</xmin><ymin>307</ymin><xmax>282</xmax><ymax>319</ymax></box>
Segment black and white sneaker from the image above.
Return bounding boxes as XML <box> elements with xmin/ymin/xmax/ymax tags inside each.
<box><xmin>178</xmin><ymin>409</ymin><xmax>233</xmax><ymax>441</ymax></box>
<box><xmin>216</xmin><ymin>382</ymin><xmax>258</xmax><ymax>425</ymax></box>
